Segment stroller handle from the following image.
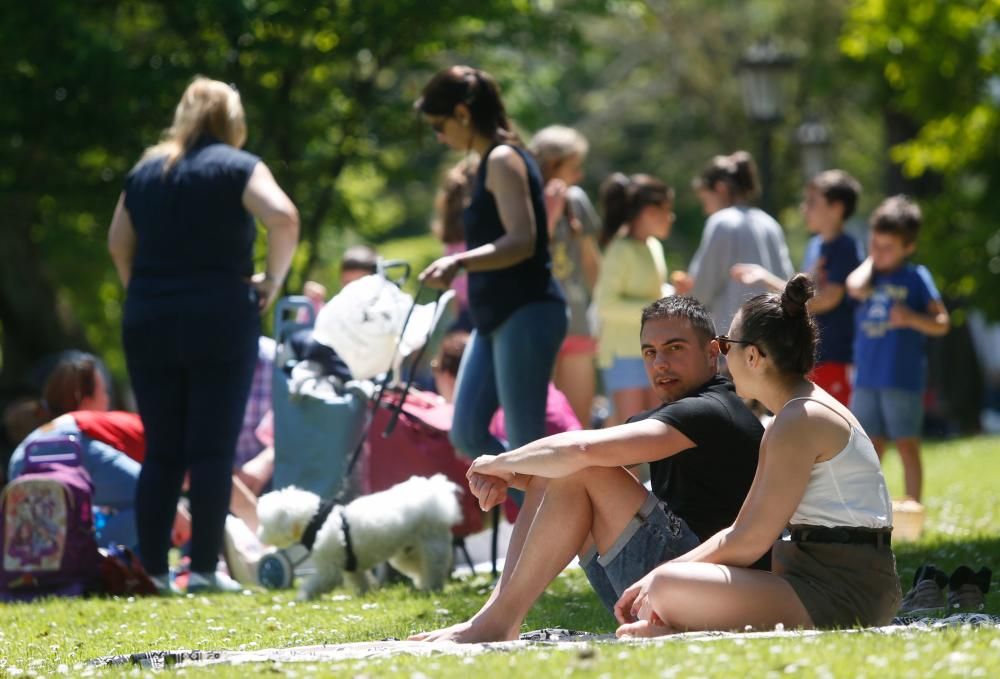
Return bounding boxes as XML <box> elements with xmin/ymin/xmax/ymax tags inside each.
<box><xmin>274</xmin><ymin>296</ymin><xmax>316</xmax><ymax>342</ymax></box>
<box><xmin>376</xmin><ymin>259</ymin><xmax>410</xmax><ymax>287</ymax></box>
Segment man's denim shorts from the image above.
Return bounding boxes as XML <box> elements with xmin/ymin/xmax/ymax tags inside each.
<box><xmin>851</xmin><ymin>387</ymin><xmax>924</xmax><ymax>440</ymax></box>
<box><xmin>580</xmin><ymin>493</ymin><xmax>700</xmax><ymax>615</ymax></box>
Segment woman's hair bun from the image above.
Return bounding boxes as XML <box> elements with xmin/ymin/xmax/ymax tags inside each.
<box><xmin>780</xmin><ymin>273</ymin><xmax>815</xmax><ymax>318</ymax></box>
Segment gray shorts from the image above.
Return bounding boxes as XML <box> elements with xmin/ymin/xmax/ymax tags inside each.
<box><xmin>580</xmin><ymin>493</ymin><xmax>700</xmax><ymax>615</ymax></box>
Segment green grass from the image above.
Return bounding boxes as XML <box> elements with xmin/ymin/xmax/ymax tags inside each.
<box><xmin>2</xmin><ymin>436</ymin><xmax>999</xmax><ymax>677</ymax></box>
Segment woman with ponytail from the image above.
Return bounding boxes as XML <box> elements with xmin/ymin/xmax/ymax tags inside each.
<box><xmin>592</xmin><ymin>173</ymin><xmax>674</xmax><ymax>426</ymax></box>
<box><xmin>673</xmin><ymin>151</ymin><xmax>793</xmax><ymax>334</ymax></box>
<box><xmin>614</xmin><ymin>274</ymin><xmax>901</xmax><ymax>637</ymax></box>
<box><xmin>416</xmin><ymin>66</ymin><xmax>567</xmax><ymax>468</ymax></box>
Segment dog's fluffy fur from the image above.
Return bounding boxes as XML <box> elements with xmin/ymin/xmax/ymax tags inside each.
<box><xmin>257</xmin><ymin>474</ymin><xmax>461</xmax><ymax>599</ymax></box>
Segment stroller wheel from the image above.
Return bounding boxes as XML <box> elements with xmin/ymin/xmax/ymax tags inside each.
<box><xmin>257</xmin><ymin>551</ymin><xmax>295</xmax><ymax>589</ymax></box>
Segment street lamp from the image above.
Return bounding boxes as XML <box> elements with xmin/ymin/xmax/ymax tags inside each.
<box><xmin>796</xmin><ymin>118</ymin><xmax>832</xmax><ymax>182</ymax></box>
<box><xmin>738</xmin><ymin>39</ymin><xmax>796</xmax><ymax>214</ymax></box>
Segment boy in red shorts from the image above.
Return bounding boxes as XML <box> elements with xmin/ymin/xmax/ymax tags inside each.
<box><xmin>731</xmin><ymin>170</ymin><xmax>863</xmax><ymax>404</ymax></box>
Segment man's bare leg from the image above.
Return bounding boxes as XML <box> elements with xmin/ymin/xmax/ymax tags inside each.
<box><xmin>409</xmin><ymin>475</ymin><xmax>549</xmax><ymax>641</ymax></box>
<box><xmin>412</xmin><ymin>466</ymin><xmax>650</xmax><ymax>643</ymax></box>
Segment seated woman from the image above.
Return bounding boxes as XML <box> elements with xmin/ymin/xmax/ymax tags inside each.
<box><xmin>615</xmin><ymin>275</ymin><xmax>901</xmax><ymax>636</ymax></box>
<box><xmin>6</xmin><ymin>354</ymin><xmax>147</xmax><ymax>548</ymax></box>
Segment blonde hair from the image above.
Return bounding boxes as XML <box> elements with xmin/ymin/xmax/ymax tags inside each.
<box><xmin>528</xmin><ymin>125</ymin><xmax>589</xmax><ymax>179</ymax></box>
<box><xmin>139</xmin><ymin>76</ymin><xmax>247</xmax><ymax>173</ymax></box>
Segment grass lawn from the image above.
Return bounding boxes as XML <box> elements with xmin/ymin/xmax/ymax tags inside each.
<box><xmin>1</xmin><ymin>435</ymin><xmax>998</xmax><ymax>677</ymax></box>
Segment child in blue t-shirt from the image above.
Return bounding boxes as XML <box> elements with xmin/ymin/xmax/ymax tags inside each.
<box><xmin>730</xmin><ymin>170</ymin><xmax>863</xmax><ymax>405</ymax></box>
<box><xmin>846</xmin><ymin>195</ymin><xmax>950</xmax><ymax>502</ymax></box>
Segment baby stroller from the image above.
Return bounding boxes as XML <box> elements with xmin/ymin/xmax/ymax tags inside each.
<box><xmin>262</xmin><ymin>261</ymin><xmax>484</xmax><ymax>586</ymax></box>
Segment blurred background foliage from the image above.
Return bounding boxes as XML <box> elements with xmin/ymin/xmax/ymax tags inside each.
<box><xmin>1</xmin><ymin>0</ymin><xmax>998</xmax><ymax>396</ymax></box>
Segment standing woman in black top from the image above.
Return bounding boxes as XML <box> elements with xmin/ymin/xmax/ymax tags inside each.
<box><xmin>107</xmin><ymin>77</ymin><xmax>299</xmax><ymax>593</ymax></box>
<box><xmin>417</xmin><ymin>66</ymin><xmax>567</xmax><ymax>466</ymax></box>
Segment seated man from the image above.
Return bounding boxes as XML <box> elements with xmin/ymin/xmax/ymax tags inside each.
<box><xmin>411</xmin><ymin>296</ymin><xmax>765</xmax><ymax>643</ymax></box>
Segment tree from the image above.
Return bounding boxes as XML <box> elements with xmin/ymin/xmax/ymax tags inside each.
<box><xmin>0</xmin><ymin>0</ymin><xmax>588</xmax><ymax>399</ymax></box>
<box><xmin>841</xmin><ymin>0</ymin><xmax>1000</xmax><ymax>318</ymax></box>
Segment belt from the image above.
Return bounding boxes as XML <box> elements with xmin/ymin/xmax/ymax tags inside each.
<box><xmin>789</xmin><ymin>525</ymin><xmax>892</xmax><ymax>548</ymax></box>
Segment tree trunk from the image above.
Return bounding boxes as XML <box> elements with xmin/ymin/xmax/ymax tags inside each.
<box><xmin>0</xmin><ymin>213</ymin><xmax>90</xmax><ymax>399</ymax></box>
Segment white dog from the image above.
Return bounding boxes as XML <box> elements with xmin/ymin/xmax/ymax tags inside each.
<box><xmin>256</xmin><ymin>474</ymin><xmax>462</xmax><ymax>599</ymax></box>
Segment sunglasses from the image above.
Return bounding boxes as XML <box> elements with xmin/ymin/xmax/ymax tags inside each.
<box><xmin>714</xmin><ymin>335</ymin><xmax>767</xmax><ymax>357</ymax></box>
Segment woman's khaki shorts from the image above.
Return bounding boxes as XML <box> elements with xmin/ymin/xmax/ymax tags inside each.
<box><xmin>773</xmin><ymin>539</ymin><xmax>902</xmax><ymax>628</ymax></box>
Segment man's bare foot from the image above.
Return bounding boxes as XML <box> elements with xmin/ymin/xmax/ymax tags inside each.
<box><xmin>408</xmin><ymin>618</ymin><xmax>520</xmax><ymax>643</ymax></box>
<box><xmin>615</xmin><ymin>619</ymin><xmax>674</xmax><ymax>638</ymax></box>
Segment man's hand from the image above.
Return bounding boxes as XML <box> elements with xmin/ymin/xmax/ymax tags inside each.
<box><xmin>467</xmin><ymin>454</ymin><xmax>516</xmax><ymax>484</ymax></box>
<box><xmin>468</xmin><ymin>472</ymin><xmax>509</xmax><ymax>511</ymax></box>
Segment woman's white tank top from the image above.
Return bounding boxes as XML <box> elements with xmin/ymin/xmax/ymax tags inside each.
<box><xmin>786</xmin><ymin>397</ymin><xmax>893</xmax><ymax>529</ymax></box>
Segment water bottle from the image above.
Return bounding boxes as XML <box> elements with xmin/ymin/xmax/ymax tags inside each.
<box><xmin>93</xmin><ymin>506</ymin><xmax>109</xmax><ymax>546</ymax></box>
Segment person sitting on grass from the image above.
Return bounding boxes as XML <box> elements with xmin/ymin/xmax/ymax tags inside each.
<box><xmin>613</xmin><ymin>275</ymin><xmax>901</xmax><ymax>637</ymax></box>
<box><xmin>410</xmin><ymin>296</ymin><xmax>765</xmax><ymax>643</ymax></box>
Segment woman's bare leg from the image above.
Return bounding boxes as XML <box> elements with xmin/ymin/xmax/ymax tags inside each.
<box><xmin>554</xmin><ymin>352</ymin><xmax>597</xmax><ymax>427</ymax></box>
<box><xmin>616</xmin><ymin>562</ymin><xmax>813</xmax><ymax>637</ymax></box>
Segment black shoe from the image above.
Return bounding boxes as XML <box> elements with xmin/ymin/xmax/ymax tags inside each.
<box><xmin>897</xmin><ymin>563</ymin><xmax>948</xmax><ymax>614</ymax></box>
<box><xmin>947</xmin><ymin>566</ymin><xmax>992</xmax><ymax>612</ymax></box>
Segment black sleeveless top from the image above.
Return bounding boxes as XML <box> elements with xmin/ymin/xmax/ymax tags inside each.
<box><xmin>463</xmin><ymin>144</ymin><xmax>564</xmax><ymax>333</ymax></box>
<box><xmin>123</xmin><ymin>136</ymin><xmax>260</xmax><ymax>319</ymax></box>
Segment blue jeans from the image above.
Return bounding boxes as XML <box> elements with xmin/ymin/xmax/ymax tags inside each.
<box><xmin>450</xmin><ymin>300</ymin><xmax>567</xmax><ymax>459</ymax></box>
<box><xmin>8</xmin><ymin>416</ymin><xmax>141</xmax><ymax>549</ymax></box>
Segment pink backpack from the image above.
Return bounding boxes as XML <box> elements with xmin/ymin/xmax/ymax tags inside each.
<box><xmin>0</xmin><ymin>435</ymin><xmax>101</xmax><ymax>601</ymax></box>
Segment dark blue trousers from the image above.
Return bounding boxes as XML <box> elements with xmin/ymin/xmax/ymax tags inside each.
<box><xmin>124</xmin><ymin>296</ymin><xmax>258</xmax><ymax>575</ymax></box>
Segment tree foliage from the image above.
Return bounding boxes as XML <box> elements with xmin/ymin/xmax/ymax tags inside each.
<box><xmin>842</xmin><ymin>0</ymin><xmax>1000</xmax><ymax>318</ymax></box>
<box><xmin>3</xmin><ymin>0</ymin><xmax>997</xmax><ymax>404</ymax></box>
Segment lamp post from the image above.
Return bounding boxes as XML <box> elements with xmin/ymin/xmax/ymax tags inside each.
<box><xmin>738</xmin><ymin>39</ymin><xmax>796</xmax><ymax>214</ymax></box>
<box><xmin>796</xmin><ymin>118</ymin><xmax>832</xmax><ymax>181</ymax></box>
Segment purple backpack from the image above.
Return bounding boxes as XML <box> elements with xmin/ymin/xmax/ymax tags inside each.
<box><xmin>0</xmin><ymin>435</ymin><xmax>101</xmax><ymax>601</ymax></box>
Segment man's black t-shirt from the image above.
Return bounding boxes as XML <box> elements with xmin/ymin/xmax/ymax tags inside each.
<box><xmin>628</xmin><ymin>375</ymin><xmax>764</xmax><ymax>542</ymax></box>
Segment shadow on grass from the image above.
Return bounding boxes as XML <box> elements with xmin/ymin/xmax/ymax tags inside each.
<box><xmin>893</xmin><ymin>534</ymin><xmax>999</xmax><ymax>611</ymax></box>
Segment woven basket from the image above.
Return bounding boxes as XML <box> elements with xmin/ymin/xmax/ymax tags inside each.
<box><xmin>891</xmin><ymin>498</ymin><xmax>926</xmax><ymax>541</ymax></box>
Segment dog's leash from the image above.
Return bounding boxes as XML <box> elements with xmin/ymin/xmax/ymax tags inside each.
<box><xmin>300</xmin><ymin>498</ymin><xmax>358</xmax><ymax>572</ymax></box>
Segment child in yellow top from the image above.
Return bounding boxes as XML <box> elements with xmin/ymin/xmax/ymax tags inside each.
<box><xmin>594</xmin><ymin>173</ymin><xmax>675</xmax><ymax>426</ymax></box>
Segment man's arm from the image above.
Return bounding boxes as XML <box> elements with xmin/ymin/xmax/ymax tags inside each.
<box><xmin>468</xmin><ymin>418</ymin><xmax>696</xmax><ymax>481</ymax></box>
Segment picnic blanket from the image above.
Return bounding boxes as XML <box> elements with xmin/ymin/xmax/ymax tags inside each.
<box><xmin>86</xmin><ymin>614</ymin><xmax>1000</xmax><ymax>670</ymax></box>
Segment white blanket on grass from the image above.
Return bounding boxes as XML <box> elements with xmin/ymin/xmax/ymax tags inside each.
<box><xmin>86</xmin><ymin>614</ymin><xmax>1000</xmax><ymax>670</ymax></box>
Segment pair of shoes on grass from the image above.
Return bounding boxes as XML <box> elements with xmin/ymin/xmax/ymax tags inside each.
<box><xmin>898</xmin><ymin>564</ymin><xmax>992</xmax><ymax>614</ymax></box>
<box><xmin>148</xmin><ymin>570</ymin><xmax>243</xmax><ymax>595</ymax></box>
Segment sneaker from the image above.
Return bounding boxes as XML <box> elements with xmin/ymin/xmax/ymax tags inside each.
<box><xmin>187</xmin><ymin>570</ymin><xmax>244</xmax><ymax>594</ymax></box>
<box><xmin>897</xmin><ymin>563</ymin><xmax>948</xmax><ymax>614</ymax></box>
<box><xmin>148</xmin><ymin>573</ymin><xmax>182</xmax><ymax>596</ymax></box>
<box><xmin>947</xmin><ymin>566</ymin><xmax>992</xmax><ymax>611</ymax></box>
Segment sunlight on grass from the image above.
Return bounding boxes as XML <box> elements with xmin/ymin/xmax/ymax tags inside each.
<box><xmin>0</xmin><ymin>436</ymin><xmax>997</xmax><ymax>677</ymax></box>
